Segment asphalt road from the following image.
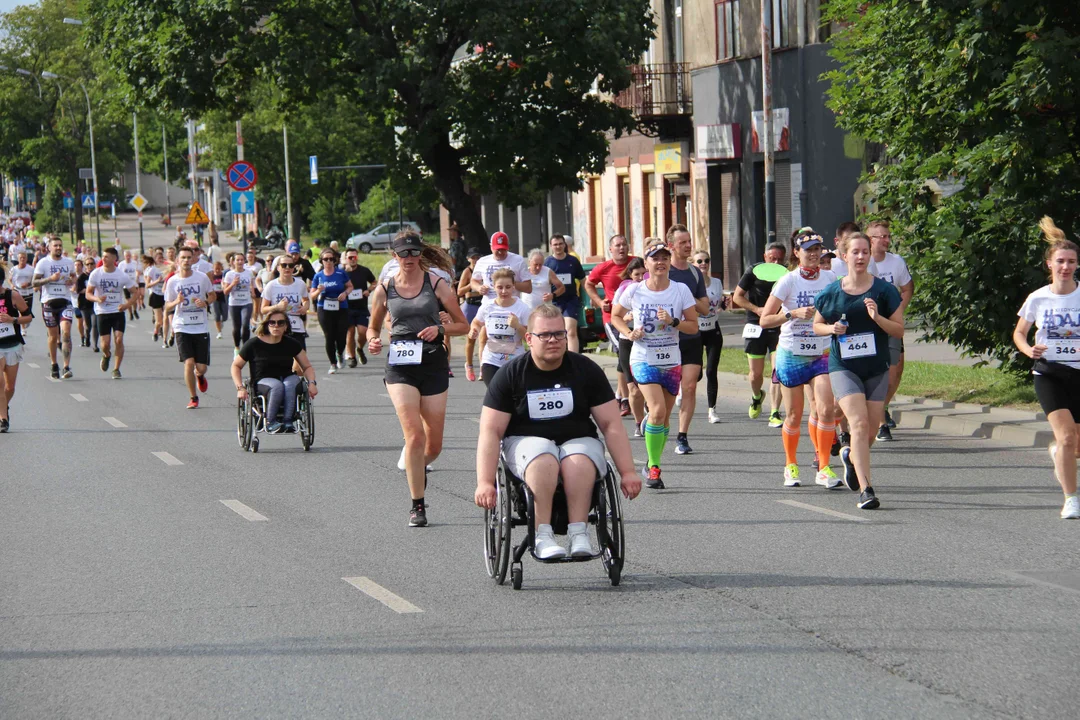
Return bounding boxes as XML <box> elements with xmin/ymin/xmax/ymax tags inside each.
<box><xmin>1</xmin><ymin>315</ymin><xmax>1077</xmax><ymax>719</ymax></box>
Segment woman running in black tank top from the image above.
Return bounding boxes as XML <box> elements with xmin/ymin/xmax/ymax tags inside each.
<box><xmin>367</xmin><ymin>231</ymin><xmax>470</xmax><ymax>527</ymax></box>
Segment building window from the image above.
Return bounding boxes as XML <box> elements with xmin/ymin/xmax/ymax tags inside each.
<box><xmin>771</xmin><ymin>0</ymin><xmax>789</xmax><ymax>49</ymax></box>
<box><xmin>715</xmin><ymin>0</ymin><xmax>740</xmax><ymax>61</ymax></box>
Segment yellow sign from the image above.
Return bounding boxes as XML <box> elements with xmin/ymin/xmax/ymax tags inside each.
<box><xmin>654</xmin><ymin>141</ymin><xmax>689</xmax><ymax>175</ymax></box>
<box><xmin>130</xmin><ymin>193</ymin><xmax>148</xmax><ymax>212</ymax></box>
<box><xmin>185</xmin><ymin>201</ymin><xmax>209</xmax><ymax>226</ymax></box>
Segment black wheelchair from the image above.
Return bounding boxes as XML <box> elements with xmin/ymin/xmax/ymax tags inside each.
<box><xmin>236</xmin><ymin>377</ymin><xmax>315</xmax><ymax>452</ymax></box>
<box><xmin>484</xmin><ymin>457</ymin><xmax>625</xmax><ymax>590</ymax></box>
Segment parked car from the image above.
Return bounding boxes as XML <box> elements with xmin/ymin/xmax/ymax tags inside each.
<box><xmin>345</xmin><ymin>221</ymin><xmax>421</xmax><ymax>253</ymax></box>
<box><xmin>576</xmin><ymin>261</ymin><xmax>608</xmax><ymax>347</ymax></box>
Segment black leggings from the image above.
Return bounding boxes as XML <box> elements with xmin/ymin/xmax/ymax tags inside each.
<box><xmin>317</xmin><ymin>308</ymin><xmax>349</xmax><ymax>365</ymax></box>
<box><xmin>699</xmin><ymin>328</ymin><xmax>724</xmax><ymax>408</ymax></box>
<box><xmin>230</xmin><ymin>304</ymin><xmax>252</xmax><ymax>348</ymax></box>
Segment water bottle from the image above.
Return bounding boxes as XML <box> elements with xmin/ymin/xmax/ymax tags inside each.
<box><xmin>838</xmin><ymin>313</ymin><xmax>849</xmax><ymax>332</ymax></box>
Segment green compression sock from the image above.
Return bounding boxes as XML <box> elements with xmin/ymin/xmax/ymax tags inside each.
<box><xmin>645</xmin><ymin>423</ymin><xmax>667</xmax><ymax>468</ymax></box>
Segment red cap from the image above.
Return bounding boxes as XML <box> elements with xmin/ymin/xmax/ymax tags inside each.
<box><xmin>490</xmin><ymin>231</ymin><xmax>510</xmax><ymax>250</ymax></box>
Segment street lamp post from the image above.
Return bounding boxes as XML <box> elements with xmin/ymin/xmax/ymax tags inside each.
<box><xmin>42</xmin><ymin>71</ymin><xmax>101</xmax><ymax>255</ymax></box>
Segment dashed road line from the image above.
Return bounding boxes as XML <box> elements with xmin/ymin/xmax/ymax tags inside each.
<box><xmin>70</xmin><ymin>393</ymin><xmax>89</xmax><ymax>402</ymax></box>
<box><xmin>220</xmin><ymin>499</ymin><xmax>269</xmax><ymax>522</ymax></box>
<box><xmin>102</xmin><ymin>416</ymin><xmax>127</xmax><ymax>428</ymax></box>
<box><xmin>342</xmin><ymin>577</ymin><xmax>423</xmax><ymax>614</ymax></box>
<box><xmin>776</xmin><ymin>499</ymin><xmax>871</xmax><ymax>523</ymax></box>
<box><xmin>27</xmin><ymin>363</ymin><xmax>40</xmax><ymax>369</ymax></box>
<box><xmin>151</xmin><ymin>451</ymin><xmax>184</xmax><ymax>466</ymax></box>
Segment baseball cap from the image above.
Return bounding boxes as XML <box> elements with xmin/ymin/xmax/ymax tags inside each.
<box><xmin>644</xmin><ymin>243</ymin><xmax>672</xmax><ymax>258</ymax></box>
<box><xmin>490</xmin><ymin>231</ymin><xmax>509</xmax><ymax>250</ymax></box>
<box><xmin>821</xmin><ymin>249</ymin><xmax>837</xmax><ymax>260</ymax></box>
<box><xmin>467</xmin><ymin>247</ymin><xmax>483</xmax><ymax>258</ymax></box>
<box><xmin>286</xmin><ymin>241</ymin><xmax>301</xmax><ymax>254</ymax></box>
<box><xmin>392</xmin><ymin>233</ymin><xmax>425</xmax><ymax>253</ymax></box>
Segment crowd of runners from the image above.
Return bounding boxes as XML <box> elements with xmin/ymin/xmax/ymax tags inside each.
<box><xmin>2</xmin><ymin>215</ymin><xmax>1077</xmax><ymax>530</ymax></box>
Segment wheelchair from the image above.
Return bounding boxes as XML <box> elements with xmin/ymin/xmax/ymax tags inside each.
<box><xmin>484</xmin><ymin>457</ymin><xmax>625</xmax><ymax>590</ymax></box>
<box><xmin>236</xmin><ymin>377</ymin><xmax>315</xmax><ymax>452</ymax></box>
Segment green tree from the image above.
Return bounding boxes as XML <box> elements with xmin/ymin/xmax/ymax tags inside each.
<box><xmin>354</xmin><ymin>177</ymin><xmax>440</xmax><ymax>236</ymax></box>
<box><xmin>824</xmin><ymin>0</ymin><xmax>1080</xmax><ymax>372</ymax></box>
<box><xmin>88</xmin><ymin>0</ymin><xmax>655</xmax><ymax>248</ymax></box>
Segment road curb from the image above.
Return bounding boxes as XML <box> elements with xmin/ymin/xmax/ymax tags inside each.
<box><xmin>587</xmin><ymin>352</ymin><xmax>1053</xmax><ymax>449</ymax></box>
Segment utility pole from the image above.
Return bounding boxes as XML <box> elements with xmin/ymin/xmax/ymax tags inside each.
<box><xmin>283</xmin><ymin>123</ymin><xmax>294</xmax><ymax>241</ymax></box>
<box><xmin>133</xmin><ymin>111</ymin><xmax>144</xmax><ymax>254</ymax></box>
<box><xmin>761</xmin><ymin>0</ymin><xmax>775</xmax><ymax>246</ymax></box>
<box><xmin>162</xmin><ymin>122</ymin><xmax>171</xmax><ymax>228</ymax></box>
<box><xmin>237</xmin><ymin>119</ymin><xmax>246</xmax><ymax>253</ymax></box>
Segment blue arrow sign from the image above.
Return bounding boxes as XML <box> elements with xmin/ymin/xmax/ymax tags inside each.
<box><xmin>81</xmin><ymin>194</ymin><xmax>95</xmax><ymax>209</ymax></box>
<box><xmin>63</xmin><ymin>196</ymin><xmax>74</xmax><ymax>210</ymax></box>
<box><xmin>230</xmin><ymin>190</ymin><xmax>254</xmax><ymax>215</ymax></box>
<box><xmin>309</xmin><ymin>156</ymin><xmax>318</xmax><ymax>185</ymax></box>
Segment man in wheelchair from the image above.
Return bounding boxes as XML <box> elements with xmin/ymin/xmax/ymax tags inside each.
<box><xmin>475</xmin><ymin>303</ymin><xmax>641</xmax><ymax>559</ymax></box>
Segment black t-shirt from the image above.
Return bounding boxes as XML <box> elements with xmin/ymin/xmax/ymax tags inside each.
<box><xmin>76</xmin><ymin>272</ymin><xmax>91</xmax><ymax>305</ymax></box>
<box><xmin>238</xmin><ymin>336</ymin><xmax>304</xmax><ymax>384</ymax></box>
<box><xmin>483</xmin><ymin>351</ymin><xmax>616</xmax><ymax>445</ymax></box>
<box><xmin>345</xmin><ymin>265</ymin><xmax>377</xmax><ymax>313</ymax></box>
<box><xmin>737</xmin><ymin>263</ymin><xmax>778</xmax><ymax>325</ymax></box>
<box><xmin>0</xmin><ymin>289</ymin><xmax>25</xmax><ymax>348</ymax></box>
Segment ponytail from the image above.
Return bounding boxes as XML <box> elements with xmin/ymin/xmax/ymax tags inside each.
<box><xmin>1039</xmin><ymin>216</ymin><xmax>1079</xmax><ymax>263</ymax></box>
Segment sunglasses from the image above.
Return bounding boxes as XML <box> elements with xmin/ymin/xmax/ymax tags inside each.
<box><xmin>395</xmin><ymin>249</ymin><xmax>422</xmax><ymax>258</ymax></box>
<box><xmin>267</xmin><ymin>319</ymin><xmax>288</xmax><ymax>327</ymax></box>
<box><xmin>321</xmin><ymin>256</ymin><xmax>336</xmax><ymax>262</ymax></box>
<box><xmin>530</xmin><ymin>330</ymin><xmax>568</xmax><ymax>342</ymax></box>
<box><xmin>694</xmin><ymin>258</ymin><xmax>710</xmax><ymax>264</ymax></box>
<box><xmin>279</xmin><ymin>263</ymin><xmax>295</xmax><ymax>269</ymax></box>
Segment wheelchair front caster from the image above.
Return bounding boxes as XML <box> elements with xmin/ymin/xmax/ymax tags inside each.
<box><xmin>511</xmin><ymin>564</ymin><xmax>522</xmax><ymax>590</ymax></box>
<box><xmin>251</xmin><ymin>437</ymin><xmax>259</xmax><ymax>453</ymax></box>
<box><xmin>608</xmin><ymin>565</ymin><xmax>621</xmax><ymax>587</ymax></box>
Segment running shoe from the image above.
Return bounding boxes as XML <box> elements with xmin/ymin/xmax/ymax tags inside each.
<box><xmin>338</xmin><ymin>353</ymin><xmax>345</xmax><ymax>367</ymax></box>
<box><xmin>708</xmin><ymin>407</ymin><xmax>721</xmax><ymax>424</ymax></box>
<box><xmin>748</xmin><ymin>392</ymin><xmax>764</xmax><ymax>419</ymax></box>
<box><xmin>675</xmin><ymin>435</ymin><xmax>692</xmax><ymax>455</ymax></box>
<box><xmin>840</xmin><ymin>446</ymin><xmax>859</xmax><ymax>492</ymax></box>
<box><xmin>187</xmin><ymin>397</ymin><xmax>199</xmax><ymax>409</ymax></box>
<box><xmin>328</xmin><ymin>366</ymin><xmax>337</xmax><ymax>375</ymax></box>
<box><xmin>267</xmin><ymin>421</ymin><xmax>283</xmax><ymax>434</ymax></box>
<box><xmin>0</xmin><ymin>418</ymin><xmax>9</xmax><ymax>433</ymax></box>
<box><xmin>134</xmin><ymin>310</ymin><xmax>140</xmax><ymax>320</ymax></box>
<box><xmin>215</xmin><ymin>332</ymin><xmax>222</xmax><ymax>339</ymax></box>
<box><xmin>100</xmin><ymin>353</ymin><xmax>110</xmax><ymax>372</ymax></box>
<box><xmin>359</xmin><ymin>349</ymin><xmax>367</xmax><ymax>365</ymax></box>
<box><xmin>465</xmin><ymin>365</ymin><xmax>476</xmax><ymax>382</ymax></box>
<box><xmin>197</xmin><ymin>374</ymin><xmax>208</xmax><ymax>393</ymax></box>
<box><xmin>568</xmin><ymin>524</ymin><xmax>593</xmax><ymax>558</ymax></box>
<box><xmin>409</xmin><ymin>504</ymin><xmax>428</xmax><ymax>528</ymax></box>
<box><xmin>839</xmin><ymin>431</ymin><xmax>851</xmax><ymax>448</ymax></box>
<box><xmin>51</xmin><ymin>364</ymin><xmax>60</xmax><ymax>380</ymax></box>
<box><xmin>347</xmin><ymin>355</ymin><xmax>358</xmax><ymax>369</ymax></box>
<box><xmin>448</xmin><ymin>368</ymin><xmax>454</xmax><ymax>378</ymax></box>
<box><xmin>885</xmin><ymin>409</ymin><xmax>896</xmax><ymax>429</ymax></box>
<box><xmin>876</xmin><ymin>425</ymin><xmax>893</xmax><ymax>442</ymax></box>
<box><xmin>815</xmin><ymin>466</ymin><xmax>843</xmax><ymax>489</ymax></box>
<box><xmin>1061</xmin><ymin>496</ymin><xmax>1080</xmax><ymax>520</ymax></box>
<box><xmin>633</xmin><ymin>424</ymin><xmax>644</xmax><ymax>438</ymax></box>
<box><xmin>111</xmin><ymin>369</ymin><xmax>122</xmax><ymax>380</ymax></box>
<box><xmin>94</xmin><ymin>345</ymin><xmax>100</xmax><ymax>352</ymax></box>
<box><xmin>161</xmin><ymin>342</ymin><xmax>168</xmax><ymax>349</ymax></box>
<box><xmin>619</xmin><ymin>398</ymin><xmax>631</xmax><ymax>417</ymax></box>
<box><xmin>675</xmin><ymin>389</ymin><xmax>682</xmax><ymax>407</ymax></box>
<box><xmin>639</xmin><ymin>416</ymin><xmax>648</xmax><ymax>438</ymax></box>
<box><xmin>831</xmin><ymin>435</ymin><xmax>842</xmax><ymax>457</ymax></box>
<box><xmin>61</xmin><ymin>367</ymin><xmax>72</xmax><ymax>379</ymax></box>
<box><xmin>644</xmin><ymin>465</ymin><xmax>665</xmax><ymax>489</ymax></box>
<box><xmin>153</xmin><ymin>331</ymin><xmax>159</xmax><ymax>342</ymax></box>
<box><xmin>784</xmin><ymin>464</ymin><xmax>801</xmax><ymax>487</ymax></box>
<box><xmin>397</xmin><ymin>446</ymin><xmax>433</xmax><ymax>472</ymax></box>
<box><xmin>768</xmin><ymin>410</ymin><xmax>783</xmax><ymax>428</ymax></box>
<box><xmin>857</xmin><ymin>487</ymin><xmax>880</xmax><ymax>510</ymax></box>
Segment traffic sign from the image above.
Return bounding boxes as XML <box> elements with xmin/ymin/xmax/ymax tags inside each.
<box><xmin>230</xmin><ymin>190</ymin><xmax>254</xmax><ymax>215</ymax></box>
<box><xmin>226</xmin><ymin>161</ymin><xmax>258</xmax><ymax>191</ymax></box>
<box><xmin>129</xmin><ymin>193</ymin><xmax>149</xmax><ymax>212</ymax></box>
<box><xmin>185</xmin><ymin>201</ymin><xmax>210</xmax><ymax>225</ymax></box>
<box><xmin>309</xmin><ymin>156</ymin><xmax>318</xmax><ymax>185</ymax></box>
<box><xmin>63</xmin><ymin>196</ymin><xmax>74</xmax><ymax>210</ymax></box>
<box><xmin>78</xmin><ymin>168</ymin><xmax>93</xmax><ymax>180</ymax></box>
<box><xmin>82</xmin><ymin>194</ymin><xmax>95</xmax><ymax>209</ymax></box>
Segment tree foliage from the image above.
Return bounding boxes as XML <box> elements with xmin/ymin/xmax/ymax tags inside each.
<box><xmin>824</xmin><ymin>0</ymin><xmax>1080</xmax><ymax>372</ymax></box>
<box><xmin>87</xmin><ymin>0</ymin><xmax>655</xmax><ymax>248</ymax></box>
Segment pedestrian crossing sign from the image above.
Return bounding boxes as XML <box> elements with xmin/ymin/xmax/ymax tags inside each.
<box><xmin>185</xmin><ymin>201</ymin><xmax>209</xmax><ymax>226</ymax></box>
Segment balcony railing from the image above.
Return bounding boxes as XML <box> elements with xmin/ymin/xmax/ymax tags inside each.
<box><xmin>614</xmin><ymin>63</ymin><xmax>692</xmax><ymax>118</ymax></box>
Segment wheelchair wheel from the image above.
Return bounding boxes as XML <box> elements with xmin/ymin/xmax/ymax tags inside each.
<box><xmin>237</xmin><ymin>393</ymin><xmax>253</xmax><ymax>451</ymax></box>
<box><xmin>251</xmin><ymin>436</ymin><xmax>260</xmax><ymax>453</ymax></box>
<box><xmin>511</xmin><ymin>565</ymin><xmax>522</xmax><ymax>590</ymax></box>
<box><xmin>299</xmin><ymin>383</ymin><xmax>315</xmax><ymax>451</ymax></box>
<box><xmin>597</xmin><ymin>465</ymin><xmax>625</xmax><ymax>586</ymax></box>
<box><xmin>484</xmin><ymin>464</ymin><xmax>512</xmax><ymax>584</ymax></box>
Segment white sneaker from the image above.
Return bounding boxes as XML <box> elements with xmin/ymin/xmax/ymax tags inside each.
<box><xmin>567</xmin><ymin>522</ymin><xmax>592</xmax><ymax>557</ymax></box>
<box><xmin>675</xmin><ymin>389</ymin><xmax>682</xmax><ymax>407</ymax></box>
<box><xmin>708</xmin><ymin>407</ymin><xmax>720</xmax><ymax>424</ymax></box>
<box><xmin>216</xmin><ymin>332</ymin><xmax>222</xmax><ymax>339</ymax></box>
<box><xmin>1049</xmin><ymin>442</ymin><xmax>1057</xmax><ymax>465</ymax></box>
<box><xmin>1062</xmin><ymin>496</ymin><xmax>1080</xmax><ymax>520</ymax></box>
<box><xmin>534</xmin><ymin>525</ymin><xmax>568</xmax><ymax>560</ymax></box>
<box><xmin>397</xmin><ymin>446</ymin><xmax>433</xmax><ymax>472</ymax></box>
<box><xmin>328</xmin><ymin>366</ymin><xmax>337</xmax><ymax>375</ymax></box>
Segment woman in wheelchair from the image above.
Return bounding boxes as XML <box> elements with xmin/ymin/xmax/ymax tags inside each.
<box><xmin>231</xmin><ymin>310</ymin><xmax>318</xmax><ymax>434</ymax></box>
<box><xmin>475</xmin><ymin>304</ymin><xmax>641</xmax><ymax>561</ymax></box>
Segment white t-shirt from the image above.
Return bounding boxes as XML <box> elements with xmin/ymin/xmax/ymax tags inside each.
<box><xmin>33</xmin><ymin>256</ymin><xmax>76</xmax><ymax>303</ymax></box>
<box><xmin>87</xmin><ymin>267</ymin><xmax>137</xmax><ymax>315</ymax></box>
<box><xmin>244</xmin><ymin>261</ymin><xmax>264</xmax><ymax>276</ymax></box>
<box><xmin>164</xmin><ymin>271</ymin><xmax>215</xmax><ymax>335</ymax></box>
<box><xmin>611</xmin><ymin>279</ymin><xmax>638</xmax><ymax>341</ymax></box>
<box><xmin>871</xmin><ymin>252</ymin><xmax>912</xmax><ymax>290</ymax></box>
<box><xmin>698</xmin><ymin>277</ymin><xmax>726</xmax><ymax>332</ymax></box>
<box><xmin>473</xmin><ymin>252</ymin><xmax>531</xmax><ymax>305</ymax></box>
<box><xmin>145</xmin><ymin>266</ymin><xmax>165</xmax><ymax>295</ymax></box>
<box><xmin>9</xmin><ymin>264</ymin><xmax>34</xmax><ymax>296</ymax></box>
<box><xmin>1018</xmin><ymin>284</ymin><xmax>1080</xmax><ymax>371</ymax></box>
<box><xmin>117</xmin><ymin>260</ymin><xmax>141</xmax><ymax>287</ymax></box>
<box><xmin>522</xmin><ymin>266</ymin><xmax>556</xmax><ymax>310</ymax></box>
<box><xmin>770</xmin><ymin>269</ymin><xmax>837</xmax><ymax>354</ymax></box>
<box><xmin>475</xmin><ymin>299</ymin><xmax>531</xmax><ymax>367</ymax></box>
<box><xmin>262</xmin><ymin>278</ymin><xmax>308</xmax><ymax>334</ymax></box>
<box><xmin>619</xmin><ymin>280</ymin><xmax>696</xmax><ymax>368</ymax></box>
<box><xmin>378</xmin><ymin>258</ymin><xmax>453</xmax><ymax>285</ymax></box>
<box><xmin>224</xmin><ymin>269</ymin><xmax>255</xmax><ymax>306</ymax></box>
<box><xmin>192</xmin><ymin>257</ymin><xmax>214</xmax><ymax>276</ymax></box>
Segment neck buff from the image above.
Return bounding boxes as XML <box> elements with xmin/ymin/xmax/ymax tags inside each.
<box><xmin>799</xmin><ymin>266</ymin><xmax>820</xmax><ymax>281</ymax></box>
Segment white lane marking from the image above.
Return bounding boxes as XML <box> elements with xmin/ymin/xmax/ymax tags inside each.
<box><xmin>776</xmin><ymin>499</ymin><xmax>871</xmax><ymax>523</ymax></box>
<box><xmin>70</xmin><ymin>393</ymin><xmax>89</xmax><ymax>402</ymax></box>
<box><xmin>220</xmin><ymin>499</ymin><xmax>269</xmax><ymax>522</ymax></box>
<box><xmin>151</xmin><ymin>451</ymin><xmax>184</xmax><ymax>466</ymax></box>
<box><xmin>466</xmin><ymin>417</ymin><xmax>480</xmax><ymax>424</ymax></box>
<box><xmin>48</xmin><ymin>377</ymin><xmax>61</xmax><ymax>383</ymax></box>
<box><xmin>27</xmin><ymin>363</ymin><xmax>40</xmax><ymax>369</ymax></box>
<box><xmin>379</xmin><ymin>393</ymin><xmax>391</xmax><ymax>398</ymax></box>
<box><xmin>342</xmin><ymin>577</ymin><xmax>423</xmax><ymax>614</ymax></box>
<box><xmin>102</xmin><ymin>416</ymin><xmax>127</xmax><ymax>428</ymax></box>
